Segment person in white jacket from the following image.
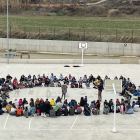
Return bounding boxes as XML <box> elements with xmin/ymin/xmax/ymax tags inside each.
<box><xmin>133</xmin><ymin>104</ymin><xmax>139</xmax><ymax>112</ymax></box>
<box><xmin>9</xmin><ymin>103</ymin><xmax>17</xmax><ymax>116</ymax></box>
<box><xmin>14</xmin><ymin>99</ymin><xmax>19</xmax><ymax>107</ymax></box>
<box><xmin>56</xmin><ymin>101</ymin><xmax>63</xmax><ymax>109</ymax></box>
<box><xmin>24</xmin><ymin>101</ymin><xmax>30</xmax><ymax>118</ymax></box>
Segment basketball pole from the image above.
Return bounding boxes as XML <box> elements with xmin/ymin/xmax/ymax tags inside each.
<box><xmin>112</xmin><ymin>83</ymin><xmax>117</xmax><ymax>133</ymax></box>
<box><xmin>47</xmin><ymin>73</ymin><xmax>49</xmax><ymax>91</ymax></box>
<box><xmin>81</xmin><ymin>48</ymin><xmax>84</xmax><ymax>66</ymax></box>
<box><xmin>7</xmin><ymin>0</ymin><xmax>9</xmax><ymax>64</ymax></box>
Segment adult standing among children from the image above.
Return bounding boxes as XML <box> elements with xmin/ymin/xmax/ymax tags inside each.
<box><xmin>61</xmin><ymin>84</ymin><xmax>67</xmax><ymax>100</ymax></box>
<box><xmin>97</xmin><ymin>80</ymin><xmax>103</xmax><ymax>102</ymax></box>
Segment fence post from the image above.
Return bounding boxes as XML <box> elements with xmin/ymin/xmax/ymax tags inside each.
<box><xmin>54</xmin><ymin>27</ymin><xmax>55</xmax><ymax>37</ymax></box>
<box><xmin>10</xmin><ymin>26</ymin><xmax>11</xmax><ymax>38</ymax></box>
<box><xmin>24</xmin><ymin>27</ymin><xmax>26</xmax><ymax>33</ymax></box>
<box><xmin>69</xmin><ymin>28</ymin><xmax>70</xmax><ymax>40</ymax></box>
<box><xmin>100</xmin><ymin>29</ymin><xmax>101</xmax><ymax>41</ymax></box>
<box><xmin>116</xmin><ymin>29</ymin><xmax>117</xmax><ymax>42</ymax></box>
<box><xmin>132</xmin><ymin>30</ymin><xmax>133</xmax><ymax>43</ymax></box>
<box><xmin>39</xmin><ymin>27</ymin><xmax>40</xmax><ymax>39</ymax></box>
<box><xmin>84</xmin><ymin>29</ymin><xmax>85</xmax><ymax>41</ymax></box>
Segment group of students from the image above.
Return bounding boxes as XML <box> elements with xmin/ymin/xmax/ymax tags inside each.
<box><xmin>0</xmin><ymin>73</ymin><xmax>103</xmax><ymax>90</ymax></box>
<box><xmin>1</xmin><ymin>94</ymin><xmax>139</xmax><ymax>117</ymax></box>
<box><xmin>0</xmin><ymin>73</ymin><xmax>102</xmax><ymax>100</ymax></box>
<box><xmin>103</xmin><ymin>98</ymin><xmax>140</xmax><ymax>115</ymax></box>
<box><xmin>0</xmin><ymin>96</ymin><xmax>100</xmax><ymax>117</ymax></box>
<box><xmin>0</xmin><ymin>73</ymin><xmax>100</xmax><ymax>92</ymax></box>
<box><xmin>0</xmin><ymin>73</ymin><xmax>140</xmax><ymax>117</ymax></box>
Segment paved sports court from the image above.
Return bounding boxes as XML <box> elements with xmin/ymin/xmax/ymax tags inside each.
<box><xmin>0</xmin><ymin>63</ymin><xmax>140</xmax><ymax>140</ymax></box>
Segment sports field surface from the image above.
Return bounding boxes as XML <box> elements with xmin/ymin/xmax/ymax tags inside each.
<box><xmin>0</xmin><ymin>63</ymin><xmax>140</xmax><ymax>140</ymax></box>
<box><xmin>0</xmin><ymin>15</ymin><xmax>140</xmax><ymax>36</ymax></box>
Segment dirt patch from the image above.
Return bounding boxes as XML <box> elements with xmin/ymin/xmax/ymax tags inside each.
<box><xmin>108</xmin><ymin>9</ymin><xmax>121</xmax><ymax>17</ymax></box>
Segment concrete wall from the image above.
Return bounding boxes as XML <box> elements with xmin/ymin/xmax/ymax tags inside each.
<box><xmin>0</xmin><ymin>38</ymin><xmax>140</xmax><ymax>56</ymax></box>
<box><xmin>0</xmin><ymin>59</ymin><xmax>120</xmax><ymax>64</ymax></box>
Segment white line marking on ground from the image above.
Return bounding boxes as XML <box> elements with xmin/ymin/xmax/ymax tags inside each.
<box><xmin>126</xmin><ymin>66</ymin><xmax>129</xmax><ymax>73</ymax></box>
<box><xmin>0</xmin><ymin>65</ymin><xmax>8</xmax><ymax>75</ymax></box>
<box><xmin>3</xmin><ymin>114</ymin><xmax>9</xmax><ymax>130</ymax></box>
<box><xmin>36</xmin><ymin>67</ymin><xmax>44</xmax><ymax>73</ymax></box>
<box><xmin>34</xmin><ymin>129</ymin><xmax>88</xmax><ymax>131</ymax></box>
<box><xmin>0</xmin><ymin>70</ymin><xmax>4</xmax><ymax>75</ymax></box>
<box><xmin>29</xmin><ymin>117</ymin><xmax>34</xmax><ymax>130</ymax></box>
<box><xmin>59</xmin><ymin>66</ymin><xmax>72</xmax><ymax>74</ymax></box>
<box><xmin>71</xmin><ymin>115</ymin><xmax>79</xmax><ymax>129</ymax></box>
<box><xmin>22</xmin><ymin>67</ymin><xmax>26</xmax><ymax>74</ymax></box>
<box><xmin>3</xmin><ymin>128</ymin><xmax>140</xmax><ymax>131</ymax></box>
<box><xmin>99</xmin><ymin>67</ymin><xmax>105</xmax><ymax>75</ymax></box>
<box><xmin>132</xmin><ymin>114</ymin><xmax>140</xmax><ymax>119</ymax></box>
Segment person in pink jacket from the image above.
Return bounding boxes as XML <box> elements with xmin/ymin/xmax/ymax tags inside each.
<box><xmin>13</xmin><ymin>79</ymin><xmax>18</xmax><ymax>86</ymax></box>
<box><xmin>120</xmin><ymin>104</ymin><xmax>126</xmax><ymax>114</ymax></box>
<box><xmin>13</xmin><ymin>78</ymin><xmax>19</xmax><ymax>90</ymax></box>
<box><xmin>19</xmin><ymin>99</ymin><xmax>23</xmax><ymax>106</ymax></box>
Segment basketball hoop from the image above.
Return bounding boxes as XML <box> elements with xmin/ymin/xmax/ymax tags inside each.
<box><xmin>78</xmin><ymin>42</ymin><xmax>88</xmax><ymax>66</ymax></box>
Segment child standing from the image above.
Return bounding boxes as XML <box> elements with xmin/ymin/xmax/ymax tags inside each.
<box><xmin>85</xmin><ymin>96</ymin><xmax>87</xmax><ymax>102</ymax></box>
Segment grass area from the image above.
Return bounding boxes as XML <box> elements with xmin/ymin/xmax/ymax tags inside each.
<box><xmin>0</xmin><ymin>15</ymin><xmax>140</xmax><ymax>42</ymax></box>
<box><xmin>0</xmin><ymin>16</ymin><xmax>140</xmax><ymax>33</ymax></box>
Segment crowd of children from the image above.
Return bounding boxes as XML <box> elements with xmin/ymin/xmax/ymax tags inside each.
<box><xmin>0</xmin><ymin>74</ymin><xmax>140</xmax><ymax>116</ymax></box>
<box><xmin>0</xmin><ymin>95</ymin><xmax>139</xmax><ymax>117</ymax></box>
<box><xmin>0</xmin><ymin>73</ymin><xmax>103</xmax><ymax>101</ymax></box>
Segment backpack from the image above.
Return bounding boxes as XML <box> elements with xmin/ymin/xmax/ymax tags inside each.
<box><xmin>50</xmin><ymin>109</ymin><xmax>56</xmax><ymax>117</ymax></box>
<box><xmin>75</xmin><ymin>84</ymin><xmax>78</xmax><ymax>88</ymax></box>
<box><xmin>103</xmin><ymin>107</ymin><xmax>109</xmax><ymax>115</ymax></box>
<box><xmin>25</xmin><ymin>107</ymin><xmax>28</xmax><ymax>111</ymax></box>
<box><xmin>56</xmin><ymin>109</ymin><xmax>62</xmax><ymax>116</ymax></box>
<box><xmin>92</xmin><ymin>108</ymin><xmax>99</xmax><ymax>115</ymax></box>
<box><xmin>71</xmin><ymin>84</ymin><xmax>74</xmax><ymax>88</ymax></box>
<box><xmin>84</xmin><ymin>107</ymin><xmax>91</xmax><ymax>116</ymax></box>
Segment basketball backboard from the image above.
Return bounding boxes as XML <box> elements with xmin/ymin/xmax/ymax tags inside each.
<box><xmin>79</xmin><ymin>42</ymin><xmax>88</xmax><ymax>49</ymax></box>
<box><xmin>105</xmin><ymin>80</ymin><xmax>122</xmax><ymax>92</ymax></box>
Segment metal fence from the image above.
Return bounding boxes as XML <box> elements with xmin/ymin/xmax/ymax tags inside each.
<box><xmin>1</xmin><ymin>26</ymin><xmax>140</xmax><ymax>43</ymax></box>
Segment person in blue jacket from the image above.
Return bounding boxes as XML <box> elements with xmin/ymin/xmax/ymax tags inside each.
<box><xmin>132</xmin><ymin>101</ymin><xmax>135</xmax><ymax>108</ymax></box>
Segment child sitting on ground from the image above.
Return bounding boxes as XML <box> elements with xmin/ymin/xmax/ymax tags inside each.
<box><xmin>38</xmin><ymin>81</ymin><xmax>42</xmax><ymax>87</ymax></box>
<box><xmin>79</xmin><ymin>83</ymin><xmax>83</xmax><ymax>88</ymax></box>
<box><xmin>19</xmin><ymin>99</ymin><xmax>23</xmax><ymax>106</ymax></box>
<box><xmin>86</xmin><ymin>82</ymin><xmax>90</xmax><ymax>89</ymax></box>
<box><xmin>75</xmin><ymin>105</ymin><xmax>82</xmax><ymax>115</ymax></box>
<box><xmin>35</xmin><ymin>81</ymin><xmax>39</xmax><ymax>87</ymax></box>
<box><xmin>75</xmin><ymin>82</ymin><xmax>78</xmax><ymax>88</ymax></box>
<box><xmin>58</xmin><ymin>82</ymin><xmax>61</xmax><ymax>87</ymax></box>
<box><xmin>16</xmin><ymin>106</ymin><xmax>23</xmax><ymax>117</ymax></box>
<box><xmin>70</xmin><ymin>82</ymin><xmax>74</xmax><ymax>88</ymax></box>
<box><xmin>54</xmin><ymin>81</ymin><xmax>58</xmax><ymax>87</ymax></box>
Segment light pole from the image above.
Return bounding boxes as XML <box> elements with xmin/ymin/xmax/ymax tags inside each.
<box><xmin>81</xmin><ymin>48</ymin><xmax>84</xmax><ymax>66</ymax></box>
<box><xmin>112</xmin><ymin>84</ymin><xmax>117</xmax><ymax>133</ymax></box>
<box><xmin>7</xmin><ymin>0</ymin><xmax>9</xmax><ymax>64</ymax></box>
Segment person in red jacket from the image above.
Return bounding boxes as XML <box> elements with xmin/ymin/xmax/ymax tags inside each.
<box><xmin>40</xmin><ymin>98</ymin><xmax>44</xmax><ymax>103</ymax></box>
<box><xmin>75</xmin><ymin>105</ymin><xmax>82</xmax><ymax>115</ymax></box>
<box><xmin>116</xmin><ymin>99</ymin><xmax>120</xmax><ymax>106</ymax></box>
